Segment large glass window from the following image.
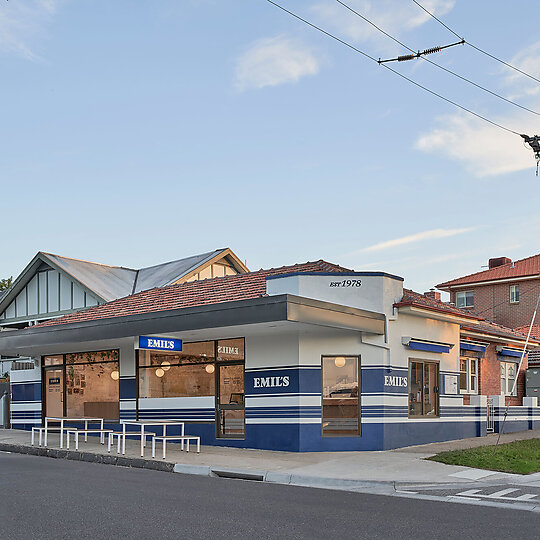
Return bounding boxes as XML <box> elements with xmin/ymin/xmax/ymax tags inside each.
<box><xmin>43</xmin><ymin>350</ymin><xmax>120</xmax><ymax>420</ymax></box>
<box><xmin>409</xmin><ymin>360</ymin><xmax>439</xmax><ymax>417</ymax></box>
<box><xmin>500</xmin><ymin>362</ymin><xmax>517</xmax><ymax>396</ymax></box>
<box><xmin>456</xmin><ymin>291</ymin><xmax>474</xmax><ymax>308</ymax></box>
<box><xmin>138</xmin><ymin>341</ymin><xmax>217</xmax><ymax>399</ymax></box>
<box><xmin>322</xmin><ymin>356</ymin><xmax>360</xmax><ymax>437</ymax></box>
<box><xmin>459</xmin><ymin>357</ymin><xmax>478</xmax><ymax>393</ymax></box>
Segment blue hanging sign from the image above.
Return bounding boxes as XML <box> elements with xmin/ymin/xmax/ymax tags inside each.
<box><xmin>138</xmin><ymin>336</ymin><xmax>182</xmax><ymax>352</ymax></box>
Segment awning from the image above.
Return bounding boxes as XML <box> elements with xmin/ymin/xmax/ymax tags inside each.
<box><xmin>401</xmin><ymin>337</ymin><xmax>453</xmax><ymax>354</ymax></box>
<box><xmin>460</xmin><ymin>341</ymin><xmax>488</xmax><ymax>354</ymax></box>
<box><xmin>496</xmin><ymin>346</ymin><xmax>525</xmax><ymax>359</ymax></box>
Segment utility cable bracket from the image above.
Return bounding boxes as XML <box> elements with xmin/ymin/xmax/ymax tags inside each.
<box><xmin>521</xmin><ymin>134</ymin><xmax>540</xmax><ymax>176</ymax></box>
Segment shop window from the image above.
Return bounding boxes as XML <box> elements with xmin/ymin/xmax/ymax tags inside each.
<box><xmin>456</xmin><ymin>291</ymin><xmax>474</xmax><ymax>308</ymax></box>
<box><xmin>139</xmin><ymin>363</ymin><xmax>215</xmax><ymax>398</ymax></box>
<box><xmin>459</xmin><ymin>357</ymin><xmax>478</xmax><ymax>394</ymax></box>
<box><xmin>321</xmin><ymin>356</ymin><xmax>360</xmax><ymax>437</ymax></box>
<box><xmin>409</xmin><ymin>360</ymin><xmax>439</xmax><ymax>417</ymax></box>
<box><xmin>510</xmin><ymin>284</ymin><xmax>519</xmax><ymax>303</ymax></box>
<box><xmin>500</xmin><ymin>362</ymin><xmax>517</xmax><ymax>396</ymax></box>
<box><xmin>66</xmin><ymin>361</ymin><xmax>120</xmax><ymax>419</ymax></box>
<box><xmin>217</xmin><ymin>339</ymin><xmax>245</xmax><ymax>362</ymax></box>
<box><xmin>44</xmin><ymin>350</ymin><xmax>120</xmax><ymax>420</ymax></box>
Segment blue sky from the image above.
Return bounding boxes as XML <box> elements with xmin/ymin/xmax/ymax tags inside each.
<box><xmin>1</xmin><ymin>0</ymin><xmax>539</xmax><ymax>296</ymax></box>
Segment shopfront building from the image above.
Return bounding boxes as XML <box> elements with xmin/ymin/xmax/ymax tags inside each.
<box><xmin>3</xmin><ymin>261</ymin><xmax>539</xmax><ymax>451</ymax></box>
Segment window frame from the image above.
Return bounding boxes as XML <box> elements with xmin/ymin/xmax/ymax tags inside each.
<box><xmin>500</xmin><ymin>361</ymin><xmax>518</xmax><ymax>396</ymax></box>
<box><xmin>509</xmin><ymin>284</ymin><xmax>519</xmax><ymax>304</ymax></box>
<box><xmin>459</xmin><ymin>356</ymin><xmax>479</xmax><ymax>394</ymax></box>
<box><xmin>456</xmin><ymin>290</ymin><xmax>474</xmax><ymax>308</ymax></box>
<box><xmin>408</xmin><ymin>359</ymin><xmax>440</xmax><ymax>418</ymax></box>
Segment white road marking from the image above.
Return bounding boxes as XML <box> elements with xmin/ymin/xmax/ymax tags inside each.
<box><xmin>484</xmin><ymin>488</ymin><xmax>520</xmax><ymax>499</ymax></box>
<box><xmin>456</xmin><ymin>489</ymin><xmax>482</xmax><ymax>497</ymax></box>
<box><xmin>515</xmin><ymin>493</ymin><xmax>538</xmax><ymax>501</ymax></box>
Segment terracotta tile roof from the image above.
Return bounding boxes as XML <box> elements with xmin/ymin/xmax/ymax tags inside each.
<box><xmin>437</xmin><ymin>253</ymin><xmax>540</xmax><ymax>288</ymax></box>
<box><xmin>395</xmin><ymin>289</ymin><xmax>482</xmax><ymax>320</ymax></box>
<box><xmin>395</xmin><ymin>289</ymin><xmax>539</xmax><ymax>344</ymax></box>
<box><xmin>513</xmin><ymin>324</ymin><xmax>540</xmax><ymax>341</ymax></box>
<box><xmin>461</xmin><ymin>320</ymin><xmax>539</xmax><ymax>343</ymax></box>
<box><xmin>35</xmin><ymin>260</ymin><xmax>353</xmax><ymax>328</ymax></box>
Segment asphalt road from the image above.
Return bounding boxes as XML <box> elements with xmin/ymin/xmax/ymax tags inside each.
<box><xmin>0</xmin><ymin>452</ymin><xmax>538</xmax><ymax>540</ymax></box>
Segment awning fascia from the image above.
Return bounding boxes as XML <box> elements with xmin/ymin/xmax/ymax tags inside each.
<box><xmin>402</xmin><ymin>336</ymin><xmax>454</xmax><ymax>354</ymax></box>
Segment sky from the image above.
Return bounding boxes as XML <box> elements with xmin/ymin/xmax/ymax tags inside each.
<box><xmin>1</xmin><ymin>0</ymin><xmax>539</xmax><ymax>297</ymax></box>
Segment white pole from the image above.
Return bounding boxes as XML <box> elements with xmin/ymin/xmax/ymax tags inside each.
<box><xmin>495</xmin><ymin>293</ymin><xmax>540</xmax><ymax>448</ymax></box>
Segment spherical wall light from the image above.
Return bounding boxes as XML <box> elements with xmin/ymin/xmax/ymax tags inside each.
<box><xmin>205</xmin><ymin>364</ymin><xmax>215</xmax><ymax>374</ymax></box>
<box><xmin>110</xmin><ymin>370</ymin><xmax>120</xmax><ymax>380</ymax></box>
<box><xmin>161</xmin><ymin>361</ymin><xmax>171</xmax><ymax>371</ymax></box>
<box><xmin>334</xmin><ymin>357</ymin><xmax>346</xmax><ymax>368</ymax></box>
<box><xmin>155</xmin><ymin>368</ymin><xmax>165</xmax><ymax>378</ymax></box>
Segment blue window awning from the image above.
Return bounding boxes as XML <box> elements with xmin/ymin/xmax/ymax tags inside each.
<box><xmin>496</xmin><ymin>346</ymin><xmax>525</xmax><ymax>359</ymax></box>
<box><xmin>460</xmin><ymin>341</ymin><xmax>488</xmax><ymax>354</ymax></box>
<box><xmin>402</xmin><ymin>337</ymin><xmax>453</xmax><ymax>354</ymax></box>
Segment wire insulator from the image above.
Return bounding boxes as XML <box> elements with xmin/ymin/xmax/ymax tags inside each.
<box><xmin>421</xmin><ymin>46</ymin><xmax>442</xmax><ymax>55</ymax></box>
<box><xmin>397</xmin><ymin>54</ymin><xmax>416</xmax><ymax>62</ymax></box>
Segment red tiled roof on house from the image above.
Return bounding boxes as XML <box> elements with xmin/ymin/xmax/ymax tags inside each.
<box><xmin>513</xmin><ymin>324</ymin><xmax>540</xmax><ymax>341</ymax></box>
<box><xmin>394</xmin><ymin>289</ymin><xmax>482</xmax><ymax>321</ymax></box>
<box><xmin>437</xmin><ymin>253</ymin><xmax>540</xmax><ymax>289</ymax></box>
<box><xmin>35</xmin><ymin>260</ymin><xmax>353</xmax><ymax>328</ymax></box>
<box><xmin>395</xmin><ymin>289</ymin><xmax>539</xmax><ymax>344</ymax></box>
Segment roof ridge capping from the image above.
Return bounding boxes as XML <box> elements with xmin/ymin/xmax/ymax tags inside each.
<box><xmin>41</xmin><ymin>251</ymin><xmax>137</xmax><ymax>272</ymax></box>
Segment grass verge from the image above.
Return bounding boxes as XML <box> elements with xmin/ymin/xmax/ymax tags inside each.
<box><xmin>427</xmin><ymin>438</ymin><xmax>540</xmax><ymax>474</ymax></box>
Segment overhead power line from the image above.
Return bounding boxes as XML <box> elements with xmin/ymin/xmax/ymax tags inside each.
<box><xmin>266</xmin><ymin>1</ymin><xmax>521</xmax><ymax>136</ymax></box>
<box><xmin>412</xmin><ymin>0</ymin><xmax>540</xmax><ymax>86</ymax></box>
<box><xmin>336</xmin><ymin>0</ymin><xmax>540</xmax><ymax>117</ymax></box>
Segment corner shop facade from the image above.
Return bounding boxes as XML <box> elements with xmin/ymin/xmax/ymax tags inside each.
<box><xmin>3</xmin><ymin>268</ymin><xmax>539</xmax><ymax>451</ymax></box>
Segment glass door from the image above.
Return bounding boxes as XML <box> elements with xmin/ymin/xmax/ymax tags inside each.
<box><xmin>216</xmin><ymin>363</ymin><xmax>245</xmax><ymax>438</ymax></box>
<box><xmin>44</xmin><ymin>368</ymin><xmax>64</xmax><ymax>417</ymax></box>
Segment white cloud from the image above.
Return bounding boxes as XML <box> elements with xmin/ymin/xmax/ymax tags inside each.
<box><xmin>310</xmin><ymin>0</ymin><xmax>455</xmax><ymax>51</ymax></box>
<box><xmin>415</xmin><ymin>109</ymin><xmax>538</xmax><ymax>177</ymax></box>
<box><xmin>235</xmin><ymin>36</ymin><xmax>320</xmax><ymax>91</ymax></box>
<box><xmin>415</xmin><ymin>40</ymin><xmax>540</xmax><ymax>177</ymax></box>
<box><xmin>0</xmin><ymin>0</ymin><xmax>60</xmax><ymax>60</ymax></box>
<box><xmin>355</xmin><ymin>227</ymin><xmax>474</xmax><ymax>253</ymax></box>
<box><xmin>504</xmin><ymin>41</ymin><xmax>540</xmax><ymax>99</ymax></box>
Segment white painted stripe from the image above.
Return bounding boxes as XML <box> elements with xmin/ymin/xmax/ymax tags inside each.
<box><xmin>11</xmin><ymin>403</ymin><xmax>41</xmax><ymax>412</ymax></box>
<box><xmin>138</xmin><ymin>396</ymin><xmax>214</xmax><ymax>409</ymax></box>
<box><xmin>246</xmin><ymin>418</ymin><xmax>321</xmax><ymax>425</ymax></box>
<box><xmin>246</xmin><ymin>396</ymin><xmax>321</xmax><ymax>407</ymax></box>
<box><xmin>120</xmin><ymin>401</ymin><xmax>137</xmax><ymax>411</ymax></box>
<box><xmin>361</xmin><ymin>395</ymin><xmax>407</xmax><ymax>406</ymax></box>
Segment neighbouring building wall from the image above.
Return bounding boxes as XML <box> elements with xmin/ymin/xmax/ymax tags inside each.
<box><xmin>450</xmin><ymin>279</ymin><xmax>540</xmax><ymax>329</ymax></box>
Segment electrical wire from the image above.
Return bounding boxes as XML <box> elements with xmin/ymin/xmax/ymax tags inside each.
<box><xmin>336</xmin><ymin>0</ymin><xmax>540</xmax><ymax>117</ymax></box>
<box><xmin>412</xmin><ymin>0</ymin><xmax>540</xmax><ymax>86</ymax></box>
<box><xmin>266</xmin><ymin>1</ymin><xmax>521</xmax><ymax>136</ymax></box>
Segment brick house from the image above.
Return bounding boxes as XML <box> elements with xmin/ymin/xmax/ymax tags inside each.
<box><xmin>408</xmin><ymin>290</ymin><xmax>537</xmax><ymax>405</ymax></box>
<box><xmin>436</xmin><ymin>254</ymin><xmax>540</xmax><ymax>367</ymax></box>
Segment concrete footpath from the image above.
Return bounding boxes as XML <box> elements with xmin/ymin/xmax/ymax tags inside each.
<box><xmin>1</xmin><ymin>428</ymin><xmax>539</xmax><ymax>511</ymax></box>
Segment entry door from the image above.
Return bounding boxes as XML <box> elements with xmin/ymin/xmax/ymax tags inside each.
<box><xmin>216</xmin><ymin>364</ymin><xmax>245</xmax><ymax>438</ymax></box>
<box><xmin>44</xmin><ymin>368</ymin><xmax>64</xmax><ymax>417</ymax></box>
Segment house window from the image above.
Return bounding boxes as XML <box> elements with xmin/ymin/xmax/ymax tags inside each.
<box><xmin>456</xmin><ymin>291</ymin><xmax>474</xmax><ymax>308</ymax></box>
<box><xmin>500</xmin><ymin>362</ymin><xmax>517</xmax><ymax>396</ymax></box>
<box><xmin>459</xmin><ymin>357</ymin><xmax>478</xmax><ymax>393</ymax></box>
<box><xmin>510</xmin><ymin>284</ymin><xmax>519</xmax><ymax>303</ymax></box>
<box><xmin>408</xmin><ymin>360</ymin><xmax>439</xmax><ymax>417</ymax></box>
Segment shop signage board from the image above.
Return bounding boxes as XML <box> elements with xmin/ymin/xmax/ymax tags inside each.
<box><xmin>137</xmin><ymin>336</ymin><xmax>183</xmax><ymax>352</ymax></box>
